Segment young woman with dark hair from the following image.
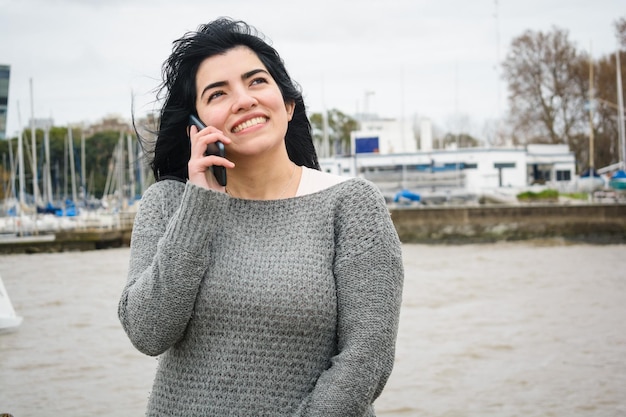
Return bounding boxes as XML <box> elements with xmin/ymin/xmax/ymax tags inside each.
<box><xmin>119</xmin><ymin>17</ymin><xmax>404</xmax><ymax>417</ymax></box>
<box><xmin>148</xmin><ymin>18</ymin><xmax>318</xmax><ymax>182</ymax></box>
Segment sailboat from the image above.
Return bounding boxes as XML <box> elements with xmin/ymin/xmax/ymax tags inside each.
<box><xmin>0</xmin><ymin>272</ymin><xmax>23</xmax><ymax>333</ymax></box>
<box><xmin>609</xmin><ymin>170</ymin><xmax>626</xmax><ymax>189</ymax></box>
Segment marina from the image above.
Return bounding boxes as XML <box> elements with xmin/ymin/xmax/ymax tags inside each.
<box><xmin>1</xmin><ymin>120</ymin><xmax>624</xmax><ymax>253</ymax></box>
<box><xmin>0</xmin><ymin>211</ymin><xmax>134</xmax><ymax>254</ymax></box>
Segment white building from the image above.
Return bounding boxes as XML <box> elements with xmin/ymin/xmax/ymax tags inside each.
<box><xmin>319</xmin><ymin>144</ymin><xmax>577</xmax><ymax>200</ymax></box>
<box><xmin>322</xmin><ymin>115</ymin><xmax>577</xmax><ymax>201</ymax></box>
<box><xmin>350</xmin><ymin>117</ymin><xmax>417</xmax><ymax>155</ymax></box>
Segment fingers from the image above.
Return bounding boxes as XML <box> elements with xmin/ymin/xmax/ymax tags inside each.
<box><xmin>188</xmin><ymin>125</ymin><xmax>235</xmax><ymax>190</ymax></box>
<box><xmin>189</xmin><ymin>125</ymin><xmax>232</xmax><ymax>159</ymax></box>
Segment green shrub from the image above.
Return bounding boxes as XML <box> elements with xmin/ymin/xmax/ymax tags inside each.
<box><xmin>517</xmin><ymin>189</ymin><xmax>559</xmax><ymax>201</ymax></box>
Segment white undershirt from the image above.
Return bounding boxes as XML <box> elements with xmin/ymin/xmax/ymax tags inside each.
<box><xmin>295</xmin><ymin>166</ymin><xmax>351</xmax><ymax>197</ymax></box>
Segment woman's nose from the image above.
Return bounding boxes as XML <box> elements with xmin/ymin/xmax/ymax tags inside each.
<box><xmin>231</xmin><ymin>89</ymin><xmax>257</xmax><ymax>113</ymax></box>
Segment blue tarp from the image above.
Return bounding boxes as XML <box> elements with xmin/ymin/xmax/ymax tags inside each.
<box><xmin>54</xmin><ymin>200</ymin><xmax>78</xmax><ymax>217</ymax></box>
<box><xmin>394</xmin><ymin>189</ymin><xmax>421</xmax><ymax>203</ymax></box>
<box><xmin>611</xmin><ymin>169</ymin><xmax>626</xmax><ymax>179</ymax></box>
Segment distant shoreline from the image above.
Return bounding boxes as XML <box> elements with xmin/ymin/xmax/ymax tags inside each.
<box><xmin>1</xmin><ymin>203</ymin><xmax>625</xmax><ymax>254</ymax></box>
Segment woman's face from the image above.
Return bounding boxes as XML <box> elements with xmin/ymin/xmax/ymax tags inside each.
<box><xmin>194</xmin><ymin>46</ymin><xmax>294</xmax><ymax>160</ymax></box>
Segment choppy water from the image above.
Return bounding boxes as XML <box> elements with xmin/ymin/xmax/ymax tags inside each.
<box><xmin>1</xmin><ymin>241</ymin><xmax>625</xmax><ymax>416</ymax></box>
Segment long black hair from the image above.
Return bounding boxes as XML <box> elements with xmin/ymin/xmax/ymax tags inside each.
<box><xmin>140</xmin><ymin>18</ymin><xmax>319</xmax><ymax>181</ymax></box>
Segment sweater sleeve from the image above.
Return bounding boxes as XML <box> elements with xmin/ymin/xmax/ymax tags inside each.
<box><xmin>118</xmin><ymin>181</ymin><xmax>228</xmax><ymax>356</ymax></box>
<box><xmin>296</xmin><ymin>179</ymin><xmax>404</xmax><ymax>417</ymax></box>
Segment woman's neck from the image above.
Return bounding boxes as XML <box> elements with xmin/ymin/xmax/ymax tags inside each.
<box><xmin>225</xmin><ymin>155</ymin><xmax>301</xmax><ymax>200</ymax></box>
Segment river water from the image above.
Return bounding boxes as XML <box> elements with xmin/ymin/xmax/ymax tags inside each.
<box><xmin>1</xmin><ymin>241</ymin><xmax>625</xmax><ymax>416</ymax></box>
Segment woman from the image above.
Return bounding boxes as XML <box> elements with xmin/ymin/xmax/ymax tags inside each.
<box><xmin>119</xmin><ymin>17</ymin><xmax>404</xmax><ymax>417</ymax></box>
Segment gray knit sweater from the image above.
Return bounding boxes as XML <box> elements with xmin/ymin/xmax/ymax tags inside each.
<box><xmin>118</xmin><ymin>177</ymin><xmax>404</xmax><ymax>417</ymax></box>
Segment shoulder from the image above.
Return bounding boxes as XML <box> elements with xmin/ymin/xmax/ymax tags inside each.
<box><xmin>331</xmin><ymin>177</ymin><xmax>387</xmax><ymax>208</ymax></box>
<box><xmin>140</xmin><ymin>179</ymin><xmax>185</xmax><ymax>203</ymax></box>
<box><xmin>326</xmin><ymin>177</ymin><xmax>391</xmax><ymax>230</ymax></box>
<box><xmin>134</xmin><ymin>180</ymin><xmax>186</xmax><ymax>221</ymax></box>
<box><xmin>331</xmin><ymin>177</ymin><xmax>400</xmax><ymax>259</ymax></box>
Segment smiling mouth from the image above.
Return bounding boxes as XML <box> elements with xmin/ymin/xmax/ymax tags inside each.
<box><xmin>232</xmin><ymin>116</ymin><xmax>268</xmax><ymax>133</ymax></box>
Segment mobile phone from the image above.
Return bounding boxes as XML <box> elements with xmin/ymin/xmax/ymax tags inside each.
<box><xmin>188</xmin><ymin>114</ymin><xmax>227</xmax><ymax>186</ymax></box>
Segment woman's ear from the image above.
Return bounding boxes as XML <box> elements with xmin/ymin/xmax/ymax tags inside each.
<box><xmin>285</xmin><ymin>100</ymin><xmax>295</xmax><ymax>121</ymax></box>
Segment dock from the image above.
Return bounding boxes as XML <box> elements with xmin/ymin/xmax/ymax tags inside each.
<box><xmin>0</xmin><ymin>228</ymin><xmax>132</xmax><ymax>255</ymax></box>
<box><xmin>0</xmin><ymin>212</ymin><xmax>134</xmax><ymax>254</ymax></box>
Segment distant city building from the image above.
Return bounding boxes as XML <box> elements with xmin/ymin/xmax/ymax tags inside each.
<box><xmin>351</xmin><ymin>117</ymin><xmax>417</xmax><ymax>155</ymax></box>
<box><xmin>83</xmin><ymin>115</ymin><xmax>133</xmax><ymax>136</ymax></box>
<box><xmin>0</xmin><ymin>64</ymin><xmax>9</xmax><ymax>140</ymax></box>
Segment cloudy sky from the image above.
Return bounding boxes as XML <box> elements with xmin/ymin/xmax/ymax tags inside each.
<box><xmin>1</xmin><ymin>0</ymin><xmax>622</xmax><ymax>139</ymax></box>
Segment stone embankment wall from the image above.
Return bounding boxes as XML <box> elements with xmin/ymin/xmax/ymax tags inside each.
<box><xmin>390</xmin><ymin>204</ymin><xmax>626</xmax><ymax>244</ymax></box>
<box><xmin>3</xmin><ymin>204</ymin><xmax>625</xmax><ymax>254</ymax></box>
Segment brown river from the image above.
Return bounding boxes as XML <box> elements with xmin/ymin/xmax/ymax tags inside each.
<box><xmin>1</xmin><ymin>241</ymin><xmax>625</xmax><ymax>416</ymax></box>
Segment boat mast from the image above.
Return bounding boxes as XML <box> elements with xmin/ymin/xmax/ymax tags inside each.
<box><xmin>616</xmin><ymin>47</ymin><xmax>625</xmax><ymax>169</ymax></box>
<box><xmin>29</xmin><ymin>78</ymin><xmax>40</xmax><ymax>206</ymax></box>
<box><xmin>6</xmin><ymin>137</ymin><xmax>15</xmax><ymax>203</ymax></box>
<box><xmin>44</xmin><ymin>125</ymin><xmax>53</xmax><ymax>205</ymax></box>
<box><xmin>118</xmin><ymin>131</ymin><xmax>125</xmax><ymax>206</ymax></box>
<box><xmin>588</xmin><ymin>46</ymin><xmax>595</xmax><ymax>172</ymax></box>
<box><xmin>68</xmin><ymin>126</ymin><xmax>78</xmax><ymax>204</ymax></box>
<box><xmin>16</xmin><ymin>102</ymin><xmax>26</xmax><ymax>210</ymax></box>
<box><xmin>137</xmin><ymin>141</ymin><xmax>145</xmax><ymax>195</ymax></box>
<box><xmin>127</xmin><ymin>133</ymin><xmax>135</xmax><ymax>202</ymax></box>
<box><xmin>81</xmin><ymin>129</ymin><xmax>86</xmax><ymax>202</ymax></box>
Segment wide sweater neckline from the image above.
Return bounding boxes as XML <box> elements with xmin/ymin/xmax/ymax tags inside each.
<box><xmin>198</xmin><ymin>175</ymin><xmax>361</xmax><ymax>206</ymax></box>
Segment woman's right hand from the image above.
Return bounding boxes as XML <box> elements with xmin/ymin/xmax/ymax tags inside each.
<box><xmin>188</xmin><ymin>124</ymin><xmax>235</xmax><ymax>191</ymax></box>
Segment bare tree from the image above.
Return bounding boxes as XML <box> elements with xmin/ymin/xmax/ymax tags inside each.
<box><xmin>502</xmin><ymin>27</ymin><xmax>588</xmax><ymax>149</ymax></box>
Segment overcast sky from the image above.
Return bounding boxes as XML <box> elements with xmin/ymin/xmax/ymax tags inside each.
<box><xmin>1</xmin><ymin>0</ymin><xmax>623</xmax><ymax>139</ymax></box>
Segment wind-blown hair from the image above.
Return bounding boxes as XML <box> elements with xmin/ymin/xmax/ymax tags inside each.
<box><xmin>142</xmin><ymin>18</ymin><xmax>319</xmax><ymax>181</ymax></box>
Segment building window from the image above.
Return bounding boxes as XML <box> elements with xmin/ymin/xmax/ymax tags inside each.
<box><xmin>530</xmin><ymin>164</ymin><xmax>552</xmax><ymax>184</ymax></box>
<box><xmin>556</xmin><ymin>170</ymin><xmax>571</xmax><ymax>181</ymax></box>
<box><xmin>494</xmin><ymin>162</ymin><xmax>516</xmax><ymax>169</ymax></box>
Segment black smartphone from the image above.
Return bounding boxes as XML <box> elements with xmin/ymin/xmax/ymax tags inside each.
<box><xmin>188</xmin><ymin>114</ymin><xmax>227</xmax><ymax>186</ymax></box>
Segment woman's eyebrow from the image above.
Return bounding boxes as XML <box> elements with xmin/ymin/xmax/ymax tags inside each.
<box><xmin>201</xmin><ymin>69</ymin><xmax>270</xmax><ymax>99</ymax></box>
<box><xmin>201</xmin><ymin>81</ymin><xmax>227</xmax><ymax>99</ymax></box>
<box><xmin>242</xmin><ymin>68</ymin><xmax>269</xmax><ymax>79</ymax></box>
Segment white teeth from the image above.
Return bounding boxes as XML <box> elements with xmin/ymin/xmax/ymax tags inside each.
<box><xmin>232</xmin><ymin>117</ymin><xmax>267</xmax><ymax>133</ymax></box>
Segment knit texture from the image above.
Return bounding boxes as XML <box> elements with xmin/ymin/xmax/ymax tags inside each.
<box><xmin>118</xmin><ymin>177</ymin><xmax>404</xmax><ymax>417</ymax></box>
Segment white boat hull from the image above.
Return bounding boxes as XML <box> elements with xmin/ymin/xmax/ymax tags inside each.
<box><xmin>0</xmin><ymin>273</ymin><xmax>23</xmax><ymax>333</ymax></box>
<box><xmin>0</xmin><ymin>316</ymin><xmax>23</xmax><ymax>333</ymax></box>
<box><xmin>576</xmin><ymin>176</ymin><xmax>605</xmax><ymax>193</ymax></box>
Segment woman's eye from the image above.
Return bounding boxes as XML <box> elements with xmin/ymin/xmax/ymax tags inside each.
<box><xmin>251</xmin><ymin>77</ymin><xmax>268</xmax><ymax>86</ymax></box>
<box><xmin>208</xmin><ymin>91</ymin><xmax>224</xmax><ymax>102</ymax></box>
